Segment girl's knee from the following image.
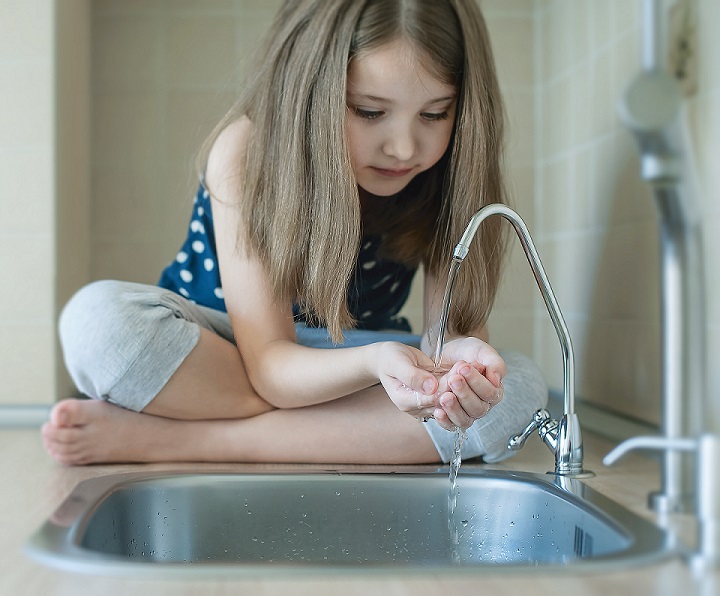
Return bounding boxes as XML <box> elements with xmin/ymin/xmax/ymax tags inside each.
<box><xmin>469</xmin><ymin>351</ymin><xmax>548</xmax><ymax>463</ymax></box>
<box><xmin>59</xmin><ymin>280</ymin><xmax>144</xmax><ymax>357</ymax></box>
<box><xmin>58</xmin><ymin>281</ymin><xmax>171</xmax><ymax>400</ymax></box>
<box><xmin>60</xmin><ymin>281</ymin><xmax>125</xmax><ymax>341</ymax></box>
<box><xmin>500</xmin><ymin>350</ymin><xmax>548</xmax><ymax>412</ymax></box>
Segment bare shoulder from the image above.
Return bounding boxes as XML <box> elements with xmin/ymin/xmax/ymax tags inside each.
<box><xmin>205</xmin><ymin>116</ymin><xmax>254</xmax><ymax>200</ymax></box>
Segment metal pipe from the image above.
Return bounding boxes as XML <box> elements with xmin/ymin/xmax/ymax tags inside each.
<box><xmin>642</xmin><ymin>0</ymin><xmax>663</xmax><ymax>72</ymax></box>
<box><xmin>654</xmin><ymin>188</ymin><xmax>696</xmax><ymax>513</ymax></box>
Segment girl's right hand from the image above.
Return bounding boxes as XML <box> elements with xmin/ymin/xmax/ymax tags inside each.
<box><xmin>373</xmin><ymin>342</ymin><xmax>441</xmax><ymax>419</ymax></box>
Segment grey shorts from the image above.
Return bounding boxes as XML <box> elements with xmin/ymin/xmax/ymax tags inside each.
<box><xmin>59</xmin><ymin>280</ymin><xmax>548</xmax><ymax>463</ymax></box>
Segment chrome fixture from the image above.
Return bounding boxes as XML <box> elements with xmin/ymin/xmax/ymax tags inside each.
<box><xmin>605</xmin><ymin>433</ymin><xmax>719</xmax><ymax>569</ymax></box>
<box><xmin>450</xmin><ymin>204</ymin><xmax>591</xmax><ymax>477</ymax></box>
<box><xmin>26</xmin><ymin>468</ymin><xmax>670</xmax><ymax>574</ymax></box>
<box><xmin>615</xmin><ymin>0</ymin><xmax>707</xmax><ymax>515</ymax></box>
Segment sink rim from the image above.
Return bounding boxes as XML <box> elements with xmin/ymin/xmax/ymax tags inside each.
<box><xmin>25</xmin><ymin>468</ymin><xmax>678</xmax><ymax>577</ymax></box>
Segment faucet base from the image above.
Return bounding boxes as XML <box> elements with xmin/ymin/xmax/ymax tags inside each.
<box><xmin>548</xmin><ymin>469</ymin><xmax>596</xmax><ymax>479</ymax></box>
<box><xmin>649</xmin><ymin>491</ymin><xmax>694</xmax><ymax>515</ymax></box>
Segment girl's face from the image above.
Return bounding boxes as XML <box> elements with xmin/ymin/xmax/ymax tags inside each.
<box><xmin>345</xmin><ymin>39</ymin><xmax>457</xmax><ymax>197</ymax></box>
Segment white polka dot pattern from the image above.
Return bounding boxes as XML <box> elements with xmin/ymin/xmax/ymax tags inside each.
<box><xmin>159</xmin><ymin>183</ymin><xmax>417</xmax><ymax>330</ymax></box>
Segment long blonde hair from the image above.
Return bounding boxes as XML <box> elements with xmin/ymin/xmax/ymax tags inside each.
<box><xmin>200</xmin><ymin>0</ymin><xmax>508</xmax><ymax>343</ymax></box>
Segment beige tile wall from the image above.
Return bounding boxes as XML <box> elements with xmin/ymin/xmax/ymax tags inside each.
<box><xmin>534</xmin><ymin>0</ymin><xmax>661</xmax><ymax>424</ymax></box>
<box><xmin>688</xmin><ymin>0</ymin><xmax>720</xmax><ymax>433</ymax></box>
<box><xmin>483</xmin><ymin>0</ymin><xmax>538</xmax><ymax>359</ymax></box>
<box><xmin>688</xmin><ymin>0</ymin><xmax>719</xmax><ymax>431</ymax></box>
<box><xmin>56</xmin><ymin>0</ymin><xmax>91</xmax><ymax>398</ymax></box>
<box><xmin>0</xmin><ymin>0</ymin><xmax>56</xmax><ymax>404</ymax></box>
<box><xmin>534</xmin><ymin>0</ymin><xmax>719</xmax><ymax>431</ymax></box>
<box><xmin>89</xmin><ymin>0</ymin><xmax>282</xmax><ymax>286</ymax></box>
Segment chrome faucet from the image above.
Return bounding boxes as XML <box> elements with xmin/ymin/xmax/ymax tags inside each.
<box><xmin>604</xmin><ymin>434</ymin><xmax>719</xmax><ymax>569</ymax></box>
<box><xmin>450</xmin><ymin>204</ymin><xmax>591</xmax><ymax>477</ymax></box>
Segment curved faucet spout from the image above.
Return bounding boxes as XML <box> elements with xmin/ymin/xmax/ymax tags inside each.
<box><xmin>454</xmin><ymin>204</ymin><xmax>590</xmax><ymax>477</ymax></box>
<box><xmin>455</xmin><ymin>204</ymin><xmax>575</xmax><ymax>417</ymax></box>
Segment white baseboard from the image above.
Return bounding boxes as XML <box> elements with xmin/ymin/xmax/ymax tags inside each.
<box><xmin>0</xmin><ymin>405</ymin><xmax>52</xmax><ymax>428</ymax></box>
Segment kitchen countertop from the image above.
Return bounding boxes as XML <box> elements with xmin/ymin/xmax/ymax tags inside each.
<box><xmin>1</xmin><ymin>427</ymin><xmax>717</xmax><ymax>595</ymax></box>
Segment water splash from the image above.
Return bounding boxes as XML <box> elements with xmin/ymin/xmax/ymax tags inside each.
<box><xmin>448</xmin><ymin>426</ymin><xmax>468</xmax><ymax>562</ymax></box>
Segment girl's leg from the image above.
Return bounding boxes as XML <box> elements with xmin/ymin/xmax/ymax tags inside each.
<box><xmin>142</xmin><ymin>327</ymin><xmax>273</xmax><ymax>420</ymax></box>
<box><xmin>51</xmin><ymin>281</ymin><xmax>547</xmax><ymax>466</ymax></box>
<box><xmin>59</xmin><ymin>280</ymin><xmax>271</xmax><ymax>420</ymax></box>
<box><xmin>42</xmin><ymin>385</ymin><xmax>441</xmax><ymax>466</ymax></box>
<box><xmin>42</xmin><ymin>350</ymin><xmax>547</xmax><ymax>466</ymax></box>
<box><xmin>51</xmin><ymin>280</ymin><xmax>438</xmax><ymax>466</ymax></box>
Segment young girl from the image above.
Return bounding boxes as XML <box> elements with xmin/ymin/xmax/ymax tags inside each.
<box><xmin>42</xmin><ymin>0</ymin><xmax>546</xmax><ymax>466</ymax></box>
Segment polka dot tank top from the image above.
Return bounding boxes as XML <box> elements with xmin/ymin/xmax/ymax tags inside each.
<box><xmin>158</xmin><ymin>183</ymin><xmax>418</xmax><ymax>332</ymax></box>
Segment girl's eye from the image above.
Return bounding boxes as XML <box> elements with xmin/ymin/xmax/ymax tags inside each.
<box><xmin>352</xmin><ymin>107</ymin><xmax>383</xmax><ymax>120</ymax></box>
<box><xmin>422</xmin><ymin>111</ymin><xmax>449</xmax><ymax>121</ymax></box>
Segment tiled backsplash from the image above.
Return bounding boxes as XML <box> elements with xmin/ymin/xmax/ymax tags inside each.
<box><xmin>0</xmin><ymin>0</ymin><xmax>56</xmax><ymax>405</ymax></box>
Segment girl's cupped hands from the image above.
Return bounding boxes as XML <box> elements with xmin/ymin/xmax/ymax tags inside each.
<box><xmin>375</xmin><ymin>338</ymin><xmax>506</xmax><ymax>431</ymax></box>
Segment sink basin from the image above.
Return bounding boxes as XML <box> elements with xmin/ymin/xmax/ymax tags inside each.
<box><xmin>26</xmin><ymin>469</ymin><xmax>672</xmax><ymax>576</ymax></box>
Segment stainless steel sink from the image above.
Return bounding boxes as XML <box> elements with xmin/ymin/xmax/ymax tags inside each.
<box><xmin>26</xmin><ymin>469</ymin><xmax>673</xmax><ymax>576</ymax></box>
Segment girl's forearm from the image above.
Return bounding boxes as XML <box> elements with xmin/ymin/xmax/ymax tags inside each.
<box><xmin>244</xmin><ymin>340</ymin><xmax>382</xmax><ymax>409</ymax></box>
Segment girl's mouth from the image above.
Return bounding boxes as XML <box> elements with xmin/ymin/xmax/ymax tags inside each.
<box><xmin>372</xmin><ymin>167</ymin><xmax>413</xmax><ymax>178</ymax></box>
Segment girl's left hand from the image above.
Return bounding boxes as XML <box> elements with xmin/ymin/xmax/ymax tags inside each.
<box><xmin>430</xmin><ymin>337</ymin><xmax>506</xmax><ymax>431</ymax></box>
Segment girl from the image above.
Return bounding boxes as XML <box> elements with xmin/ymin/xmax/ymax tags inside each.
<box><xmin>42</xmin><ymin>0</ymin><xmax>546</xmax><ymax>466</ymax></box>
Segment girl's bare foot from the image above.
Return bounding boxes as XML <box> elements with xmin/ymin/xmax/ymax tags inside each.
<box><xmin>41</xmin><ymin>389</ymin><xmax>441</xmax><ymax>466</ymax></box>
<box><xmin>41</xmin><ymin>399</ymin><xmax>185</xmax><ymax>465</ymax></box>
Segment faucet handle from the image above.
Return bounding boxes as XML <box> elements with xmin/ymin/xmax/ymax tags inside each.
<box><xmin>604</xmin><ymin>434</ymin><xmax>720</xmax><ymax>569</ymax></box>
<box><xmin>508</xmin><ymin>409</ymin><xmax>552</xmax><ymax>451</ymax></box>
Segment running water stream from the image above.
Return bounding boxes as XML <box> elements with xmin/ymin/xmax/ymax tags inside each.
<box><xmin>432</xmin><ymin>256</ymin><xmax>467</xmax><ymax>560</ymax></box>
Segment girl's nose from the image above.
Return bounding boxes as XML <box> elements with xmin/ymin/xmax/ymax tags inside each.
<box><xmin>382</xmin><ymin>126</ymin><xmax>415</xmax><ymax>162</ymax></box>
